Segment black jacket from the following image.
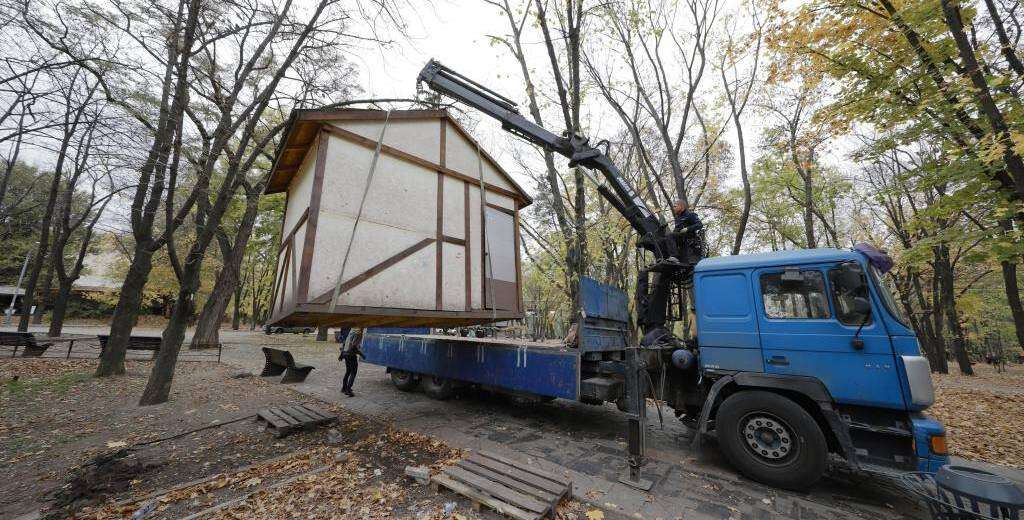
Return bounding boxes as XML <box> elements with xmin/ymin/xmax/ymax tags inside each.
<box><xmin>673</xmin><ymin>210</ymin><xmax>703</xmax><ymax>235</ymax></box>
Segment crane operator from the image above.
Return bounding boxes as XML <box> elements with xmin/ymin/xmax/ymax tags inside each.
<box><xmin>666</xmin><ymin>199</ymin><xmax>703</xmax><ymax>265</ymax></box>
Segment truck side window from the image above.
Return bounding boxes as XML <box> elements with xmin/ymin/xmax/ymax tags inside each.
<box><xmin>760</xmin><ymin>271</ymin><xmax>830</xmax><ymax>319</ymax></box>
<box><xmin>828</xmin><ymin>268</ymin><xmax>872</xmax><ymax>326</ymax></box>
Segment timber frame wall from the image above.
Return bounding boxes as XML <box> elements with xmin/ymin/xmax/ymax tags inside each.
<box><xmin>264</xmin><ymin>109</ymin><xmax>529</xmax><ymax>328</ymax></box>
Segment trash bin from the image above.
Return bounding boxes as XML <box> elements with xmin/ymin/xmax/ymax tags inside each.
<box><xmin>902</xmin><ymin>465</ymin><xmax>1024</xmax><ymax>519</ymax></box>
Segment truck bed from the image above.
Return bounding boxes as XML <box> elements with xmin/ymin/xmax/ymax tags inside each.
<box><xmin>362</xmin><ymin>332</ymin><xmax>580</xmax><ymax>399</ymax></box>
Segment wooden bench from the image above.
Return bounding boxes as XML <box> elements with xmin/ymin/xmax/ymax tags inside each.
<box><xmin>97</xmin><ymin>335</ymin><xmax>162</xmax><ymax>358</ymax></box>
<box><xmin>260</xmin><ymin>347</ymin><xmax>315</xmax><ymax>383</ymax></box>
<box><xmin>0</xmin><ymin>332</ymin><xmax>52</xmax><ymax>357</ymax></box>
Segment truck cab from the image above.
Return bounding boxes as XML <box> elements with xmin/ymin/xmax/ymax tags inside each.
<box><xmin>690</xmin><ymin>248</ymin><xmax>948</xmax><ymax>488</ymax></box>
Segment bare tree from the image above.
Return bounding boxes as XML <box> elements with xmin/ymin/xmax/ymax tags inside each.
<box><xmin>717</xmin><ymin>5</ymin><xmax>763</xmax><ymax>254</ymax></box>
<box><xmin>485</xmin><ymin>0</ymin><xmax>591</xmax><ymax>308</ymax></box>
<box><xmin>586</xmin><ymin>0</ymin><xmax>722</xmax><ymax>208</ymax></box>
<box><xmin>17</xmin><ymin>71</ymin><xmax>97</xmax><ymax>331</ymax></box>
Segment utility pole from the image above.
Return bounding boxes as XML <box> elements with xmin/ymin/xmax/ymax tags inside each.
<box><xmin>4</xmin><ymin>248</ymin><xmax>32</xmax><ymax>326</ymax></box>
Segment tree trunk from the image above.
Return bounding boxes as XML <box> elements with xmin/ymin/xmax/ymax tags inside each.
<box><xmin>190</xmin><ymin>195</ymin><xmax>260</xmax><ymax>349</ymax></box>
<box><xmin>316</xmin><ymin>326</ymin><xmax>328</xmax><ymax>341</ymax></box>
<box><xmin>732</xmin><ymin>116</ymin><xmax>751</xmax><ymax>255</ymax></box>
<box><xmin>232</xmin><ymin>283</ymin><xmax>242</xmax><ymax>330</ymax></box>
<box><xmin>140</xmin><ymin>281</ymin><xmax>195</xmax><ymax>405</ymax></box>
<box><xmin>936</xmin><ymin>245</ymin><xmax>973</xmax><ymax>375</ymax></box>
<box><xmin>999</xmin><ymin>259</ymin><xmax>1024</xmax><ymax>351</ymax></box>
<box><xmin>18</xmin><ymin>173</ymin><xmax>61</xmax><ymax>331</ymax></box>
<box><xmin>48</xmin><ymin>282</ymin><xmax>74</xmax><ymax>337</ymax></box>
<box><xmin>802</xmin><ymin>170</ymin><xmax>816</xmax><ymax>249</ymax></box>
<box><xmin>32</xmin><ymin>258</ymin><xmax>55</xmax><ymax>325</ymax></box>
<box><xmin>96</xmin><ymin>246</ymin><xmax>155</xmax><ymax>376</ymax></box>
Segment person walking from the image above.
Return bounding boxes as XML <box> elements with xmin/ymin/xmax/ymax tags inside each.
<box><xmin>339</xmin><ymin>327</ymin><xmax>365</xmax><ymax>396</ymax></box>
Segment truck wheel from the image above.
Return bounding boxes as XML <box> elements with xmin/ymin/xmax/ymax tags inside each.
<box><xmin>716</xmin><ymin>391</ymin><xmax>827</xmax><ymax>490</ymax></box>
<box><xmin>390</xmin><ymin>370</ymin><xmax>419</xmax><ymax>392</ymax></box>
<box><xmin>422</xmin><ymin>376</ymin><xmax>455</xmax><ymax>400</ymax></box>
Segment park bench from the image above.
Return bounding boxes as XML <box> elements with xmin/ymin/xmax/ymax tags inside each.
<box><xmin>97</xmin><ymin>335</ymin><xmax>163</xmax><ymax>359</ymax></box>
<box><xmin>0</xmin><ymin>331</ymin><xmax>52</xmax><ymax>357</ymax></box>
<box><xmin>260</xmin><ymin>347</ymin><xmax>315</xmax><ymax>383</ymax></box>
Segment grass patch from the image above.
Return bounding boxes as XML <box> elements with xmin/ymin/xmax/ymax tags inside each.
<box><xmin>2</xmin><ymin>371</ymin><xmax>92</xmax><ymax>398</ymax></box>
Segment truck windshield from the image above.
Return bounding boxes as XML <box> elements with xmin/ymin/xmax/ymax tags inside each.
<box><xmin>868</xmin><ymin>265</ymin><xmax>909</xmax><ymax>327</ymax></box>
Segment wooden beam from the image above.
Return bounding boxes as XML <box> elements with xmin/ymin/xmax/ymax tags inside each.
<box><xmin>309</xmin><ymin>238</ymin><xmax>437</xmax><ymax>305</ymax></box>
<box><xmin>436</xmin><ymin>172</ymin><xmax>444</xmax><ymax>310</ymax></box>
<box><xmin>464</xmin><ymin>182</ymin><xmax>472</xmax><ymax>311</ymax></box>
<box><xmin>514</xmin><ymin>202</ymin><xmax>523</xmax><ymax>313</ymax></box>
<box><xmin>297</xmin><ymin>132</ymin><xmax>328</xmax><ymax>303</ymax></box>
<box><xmin>485</xmin><ymin>202</ymin><xmax>515</xmax><ymax>216</ymax></box>
<box><xmin>322</xmin><ymin>124</ymin><xmax>528</xmax><ymax>204</ymax></box>
<box><xmin>297</xmin><ymin>109</ymin><xmax>446</xmax><ymax>122</ymax></box>
<box><xmin>442</xmin><ymin>235</ymin><xmax>466</xmax><ymax>246</ymax></box>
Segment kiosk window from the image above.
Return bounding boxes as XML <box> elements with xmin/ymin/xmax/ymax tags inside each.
<box><xmin>760</xmin><ymin>270</ymin><xmax>830</xmax><ymax>319</ymax></box>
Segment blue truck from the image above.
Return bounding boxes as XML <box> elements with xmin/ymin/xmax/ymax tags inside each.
<box><xmin>362</xmin><ymin>247</ymin><xmax>948</xmax><ymax>490</ymax></box>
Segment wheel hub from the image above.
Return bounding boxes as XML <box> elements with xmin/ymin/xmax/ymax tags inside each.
<box><xmin>742</xmin><ymin>414</ymin><xmax>792</xmax><ymax>461</ymax></box>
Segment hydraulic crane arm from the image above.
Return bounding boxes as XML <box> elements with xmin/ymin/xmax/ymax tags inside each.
<box><xmin>418</xmin><ymin>60</ymin><xmax>664</xmax><ymax>243</ymax></box>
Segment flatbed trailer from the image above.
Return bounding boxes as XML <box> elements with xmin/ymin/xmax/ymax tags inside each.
<box><xmin>363</xmin><ymin>334</ymin><xmax>579</xmax><ymax>400</ymax></box>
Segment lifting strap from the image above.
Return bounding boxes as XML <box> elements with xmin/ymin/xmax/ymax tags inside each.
<box><xmin>330</xmin><ymin>110</ymin><xmax>392</xmax><ymax>311</ymax></box>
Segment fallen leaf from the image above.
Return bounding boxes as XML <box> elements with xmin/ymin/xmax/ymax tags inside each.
<box><xmin>586</xmin><ymin>509</ymin><xmax>605</xmax><ymax>520</ymax></box>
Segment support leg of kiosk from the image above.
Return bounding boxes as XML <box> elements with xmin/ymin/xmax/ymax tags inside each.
<box><xmin>619</xmin><ymin>346</ymin><xmax>653</xmax><ymax>491</ymax></box>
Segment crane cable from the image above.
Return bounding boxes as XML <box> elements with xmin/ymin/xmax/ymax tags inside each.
<box><xmin>330</xmin><ymin>111</ymin><xmax>392</xmax><ymax>311</ymax></box>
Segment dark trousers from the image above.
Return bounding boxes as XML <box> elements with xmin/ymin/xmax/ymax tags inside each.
<box><xmin>342</xmin><ymin>355</ymin><xmax>358</xmax><ymax>391</ymax></box>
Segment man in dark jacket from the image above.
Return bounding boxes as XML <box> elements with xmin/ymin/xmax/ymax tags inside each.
<box><xmin>665</xmin><ymin>199</ymin><xmax>703</xmax><ymax>264</ymax></box>
<box><xmin>339</xmin><ymin>327</ymin><xmax>365</xmax><ymax>397</ymax></box>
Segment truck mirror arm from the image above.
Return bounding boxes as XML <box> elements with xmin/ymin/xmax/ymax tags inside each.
<box><xmin>851</xmin><ymin>297</ymin><xmax>871</xmax><ymax>350</ymax></box>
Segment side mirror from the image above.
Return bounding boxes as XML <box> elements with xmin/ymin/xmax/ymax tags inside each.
<box><xmin>852</xmin><ymin>296</ymin><xmax>871</xmax><ymax>316</ymax></box>
<box><xmin>836</xmin><ymin>262</ymin><xmax>864</xmax><ymax>290</ymax></box>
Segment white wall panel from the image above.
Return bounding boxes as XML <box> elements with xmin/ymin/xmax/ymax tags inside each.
<box><xmin>444</xmin><ymin>125</ymin><xmax>515</xmax><ymax>192</ymax></box>
<box><xmin>339</xmin><ymin>119</ymin><xmax>441</xmax><ymax>164</ymax></box>
<box><xmin>335</xmin><ymin>244</ymin><xmax>436</xmax><ymax>309</ymax></box>
<box><xmin>309</xmin><ymin>216</ymin><xmax>431</xmax><ymax>304</ymax></box>
<box><xmin>319</xmin><ymin>134</ymin><xmax>437</xmax><ymax>236</ymax></box>
<box><xmin>442</xmin><ymin>243</ymin><xmax>466</xmax><ymax>311</ymax></box>
<box><xmin>442</xmin><ymin>176</ymin><xmax>466</xmax><ymax>238</ymax></box>
<box><xmin>282</xmin><ymin>141</ymin><xmax>317</xmax><ymax>237</ymax></box>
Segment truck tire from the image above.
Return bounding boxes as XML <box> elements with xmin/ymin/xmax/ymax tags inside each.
<box><xmin>422</xmin><ymin>376</ymin><xmax>456</xmax><ymax>400</ymax></box>
<box><xmin>390</xmin><ymin>370</ymin><xmax>419</xmax><ymax>392</ymax></box>
<box><xmin>715</xmin><ymin>390</ymin><xmax>827</xmax><ymax>490</ymax></box>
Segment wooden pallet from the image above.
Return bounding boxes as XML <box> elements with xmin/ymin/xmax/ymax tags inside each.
<box><xmin>256</xmin><ymin>404</ymin><xmax>336</xmax><ymax>438</ymax></box>
<box><xmin>430</xmin><ymin>450</ymin><xmax>571</xmax><ymax>520</ymax></box>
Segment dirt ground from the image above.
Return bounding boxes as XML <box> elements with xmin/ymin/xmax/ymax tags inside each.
<box><xmin>1</xmin><ymin>358</ymin><xmax>580</xmax><ymax>519</ymax></box>
<box><xmin>930</xmin><ymin>363</ymin><xmax>1024</xmax><ymax>469</ymax></box>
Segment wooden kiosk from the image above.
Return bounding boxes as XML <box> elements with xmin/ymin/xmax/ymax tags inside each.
<box><xmin>264</xmin><ymin>109</ymin><xmax>531</xmax><ymax>328</ymax></box>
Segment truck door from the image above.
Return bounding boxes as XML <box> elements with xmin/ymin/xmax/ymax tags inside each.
<box><xmin>754</xmin><ymin>265</ymin><xmax>904</xmax><ymax>409</ymax></box>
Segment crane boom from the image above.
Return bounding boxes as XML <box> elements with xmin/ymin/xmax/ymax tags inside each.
<box><xmin>418</xmin><ymin>60</ymin><xmax>664</xmax><ymax>244</ymax></box>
